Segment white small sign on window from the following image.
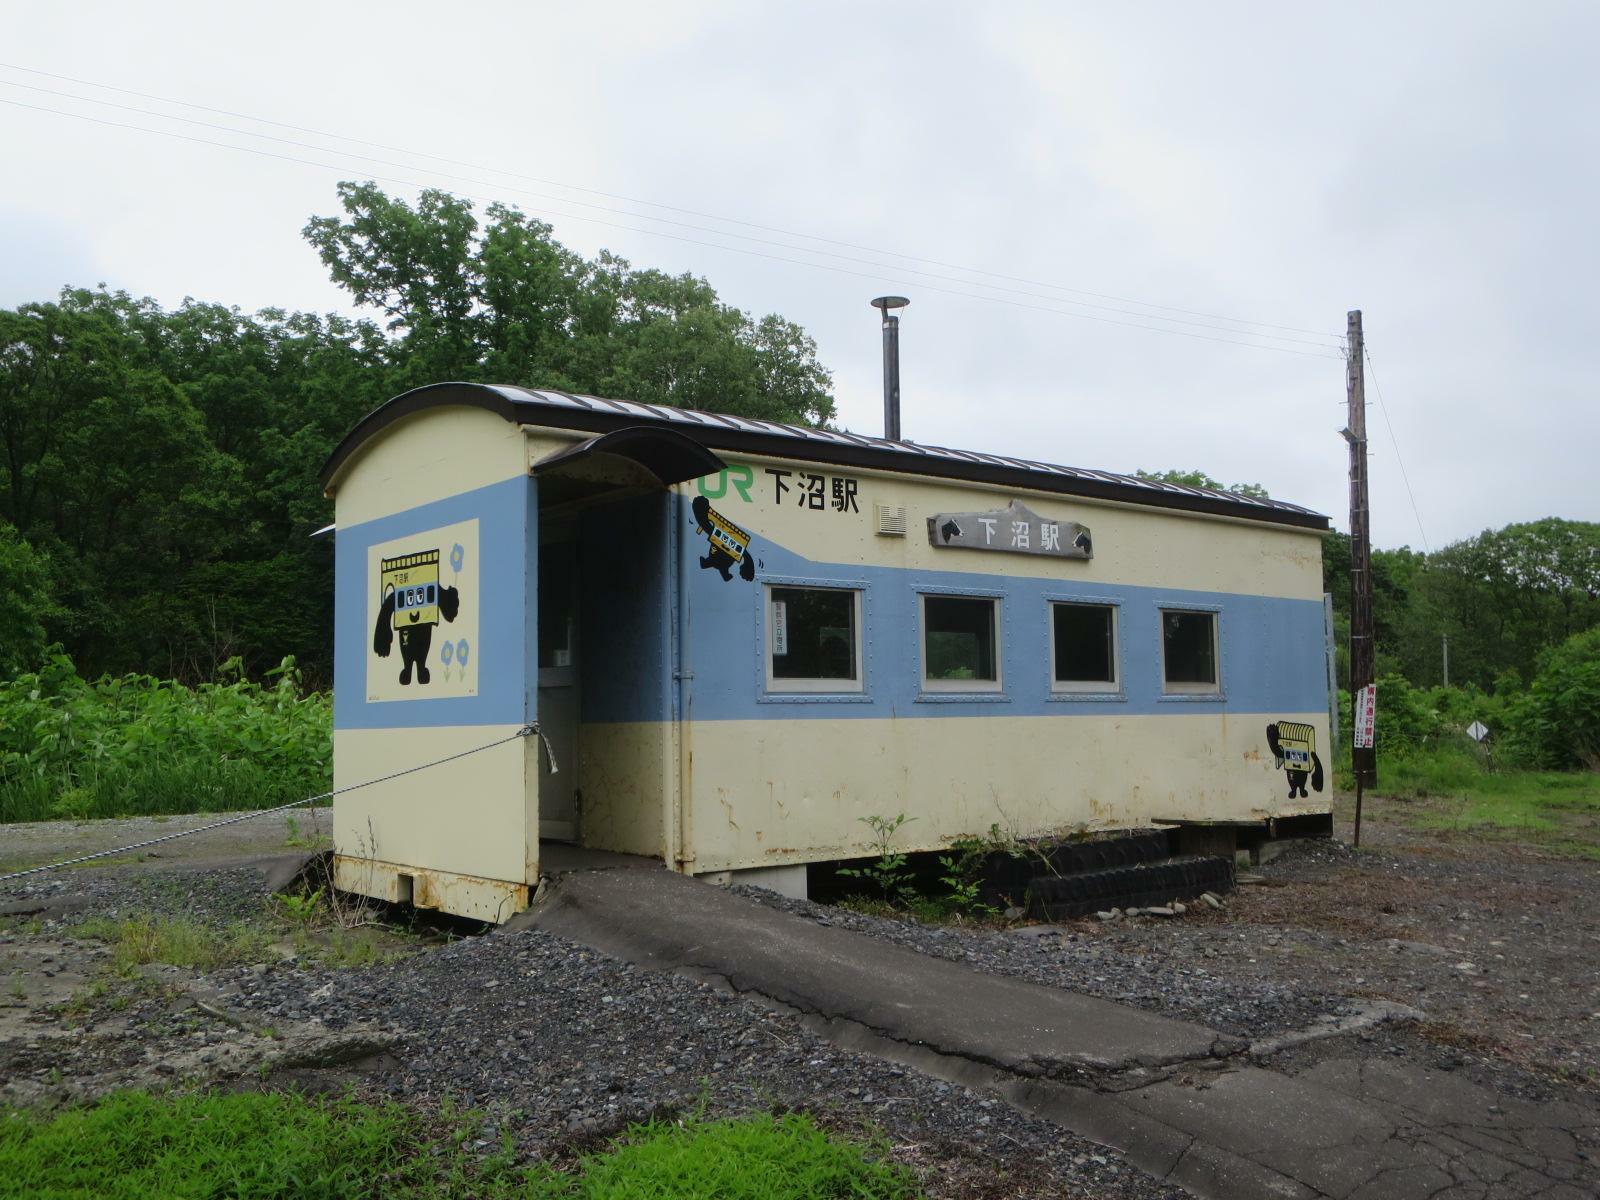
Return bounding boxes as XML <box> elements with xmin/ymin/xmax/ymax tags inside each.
<box><xmin>772</xmin><ymin>600</ymin><xmax>788</xmax><ymax>656</ymax></box>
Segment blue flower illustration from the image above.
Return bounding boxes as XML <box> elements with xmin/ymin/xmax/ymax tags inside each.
<box><xmin>440</xmin><ymin>640</ymin><xmax>454</xmax><ymax>666</ymax></box>
<box><xmin>455</xmin><ymin>638</ymin><xmax>470</xmax><ymax>669</ymax></box>
<box><xmin>450</xmin><ymin>543</ymin><xmax>465</xmax><ymax>573</ymax></box>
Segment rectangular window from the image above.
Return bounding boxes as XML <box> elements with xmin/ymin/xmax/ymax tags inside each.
<box><xmin>767</xmin><ymin>586</ymin><xmax>861</xmax><ymax>692</ymax></box>
<box><xmin>922</xmin><ymin>595</ymin><xmax>1001</xmax><ymax>691</ymax></box>
<box><xmin>1051</xmin><ymin>602</ymin><xmax>1117</xmax><ymax>692</ymax></box>
<box><xmin>1162</xmin><ymin>609</ymin><xmax>1220</xmax><ymax>694</ymax></box>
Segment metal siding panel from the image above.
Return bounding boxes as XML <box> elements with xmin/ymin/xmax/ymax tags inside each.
<box><xmin>682</xmin><ymin>712</ymin><xmax>1332</xmax><ymax>873</ymax></box>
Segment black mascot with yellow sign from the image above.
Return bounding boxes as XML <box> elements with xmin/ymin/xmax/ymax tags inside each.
<box><xmin>373</xmin><ymin>549</ymin><xmax>462</xmax><ymax>686</ymax></box>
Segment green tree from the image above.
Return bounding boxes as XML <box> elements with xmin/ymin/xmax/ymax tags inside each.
<box><xmin>1418</xmin><ymin>519</ymin><xmax>1600</xmax><ymax>691</ymax></box>
<box><xmin>0</xmin><ymin>521</ymin><xmax>54</xmax><ymax>674</ymax></box>
<box><xmin>303</xmin><ymin>184</ymin><xmax>483</xmax><ymax>382</ymax></box>
<box><xmin>1135</xmin><ymin>468</ymin><xmax>1269</xmax><ymax>498</ymax></box>
<box><xmin>304</xmin><ymin>182</ymin><xmax>836</xmax><ymax>425</ymax></box>
<box><xmin>0</xmin><ymin>183</ymin><xmax>840</xmax><ymax>684</ymax></box>
<box><xmin>1502</xmin><ymin>627</ymin><xmax>1600</xmax><ymax>770</ymax></box>
<box><xmin>0</xmin><ymin>288</ymin><xmax>393</xmax><ymax>680</ymax></box>
<box><xmin>1323</xmin><ymin>519</ymin><xmax>1600</xmax><ymax>694</ymax></box>
<box><xmin>0</xmin><ymin>292</ymin><xmax>228</xmax><ymax>672</ymax></box>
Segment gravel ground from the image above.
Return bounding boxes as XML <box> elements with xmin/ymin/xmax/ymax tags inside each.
<box><xmin>2</xmin><ymin>863</ymin><xmax>297</xmax><ymax>928</ymax></box>
<box><xmin>755</xmin><ymin>823</ymin><xmax>1600</xmax><ymax>1098</ymax></box>
<box><xmin>215</xmin><ymin>930</ymin><xmax>1185</xmax><ymax>1199</ymax></box>
<box><xmin>738</xmin><ymin>830</ymin><xmax>1600</xmax><ymax>1191</ymax></box>
<box><xmin>6</xmin><ymin>802</ymin><xmax>1600</xmax><ymax>1198</ymax></box>
<box><xmin>2</xmin><ymin>864</ymin><xmax>1184</xmax><ymax>1200</ymax></box>
<box><xmin>1122</xmin><ymin>832</ymin><xmax>1600</xmax><ymax>1087</ymax></box>
<box><xmin>733</xmin><ymin>885</ymin><xmax>1364</xmax><ymax>1040</ymax></box>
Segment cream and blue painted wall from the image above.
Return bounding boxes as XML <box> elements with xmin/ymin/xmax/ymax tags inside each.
<box><xmin>329</xmin><ymin>408</ymin><xmax>1331</xmax><ymax>915</ymax></box>
<box><xmin>656</xmin><ymin>455</ymin><xmax>1330</xmax><ymax>874</ymax></box>
<box><xmin>328</xmin><ymin>408</ymin><xmax>546</xmax><ymax>920</ymax></box>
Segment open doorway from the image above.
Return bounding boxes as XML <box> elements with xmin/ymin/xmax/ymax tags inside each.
<box><xmin>536</xmin><ymin>532</ymin><xmax>579</xmax><ymax>841</ymax></box>
<box><xmin>529</xmin><ymin>427</ymin><xmax>724</xmax><ymax>855</ymax></box>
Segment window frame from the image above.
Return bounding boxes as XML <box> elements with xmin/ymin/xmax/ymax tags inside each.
<box><xmin>762</xmin><ymin>581</ymin><xmax>866</xmax><ymax>695</ymax></box>
<box><xmin>1047</xmin><ymin>598</ymin><xmax>1122</xmax><ymax>697</ymax></box>
<box><xmin>918</xmin><ymin>591</ymin><xmax>1005</xmax><ymax>695</ymax></box>
<box><xmin>1158</xmin><ymin>605</ymin><xmax>1223</xmax><ymax>697</ymax></box>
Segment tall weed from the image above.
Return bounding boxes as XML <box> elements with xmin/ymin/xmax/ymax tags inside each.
<box><xmin>0</xmin><ymin>653</ymin><xmax>330</xmax><ymax>822</ymax></box>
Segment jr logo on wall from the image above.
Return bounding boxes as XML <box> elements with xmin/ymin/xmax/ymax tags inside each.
<box><xmin>367</xmin><ymin>518</ymin><xmax>479</xmax><ymax>701</ymax></box>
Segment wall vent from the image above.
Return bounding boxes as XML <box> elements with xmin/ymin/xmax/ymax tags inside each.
<box><xmin>876</xmin><ymin>504</ymin><xmax>907</xmax><ymax>537</ymax></box>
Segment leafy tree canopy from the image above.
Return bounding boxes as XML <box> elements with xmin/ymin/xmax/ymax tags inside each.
<box><xmin>1324</xmin><ymin>518</ymin><xmax>1600</xmax><ymax>692</ymax></box>
<box><xmin>1503</xmin><ymin>626</ymin><xmax>1600</xmax><ymax>770</ymax></box>
<box><xmin>0</xmin><ymin>185</ymin><xmax>838</xmax><ymax>681</ymax></box>
<box><xmin>304</xmin><ymin>182</ymin><xmax>835</xmax><ymax>426</ymax></box>
<box><xmin>1135</xmin><ymin>468</ymin><xmax>1269</xmax><ymax>499</ymax></box>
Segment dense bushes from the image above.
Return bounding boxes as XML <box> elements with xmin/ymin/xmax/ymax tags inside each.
<box><xmin>1501</xmin><ymin>627</ymin><xmax>1600</xmax><ymax>770</ymax></box>
<box><xmin>0</xmin><ymin>523</ymin><xmax>55</xmax><ymax>677</ymax></box>
<box><xmin>0</xmin><ymin>653</ymin><xmax>330</xmax><ymax>823</ymax></box>
<box><xmin>1338</xmin><ymin>625</ymin><xmax>1600</xmax><ymax>771</ymax></box>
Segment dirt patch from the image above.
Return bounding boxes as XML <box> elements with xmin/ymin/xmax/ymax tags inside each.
<box><xmin>1069</xmin><ymin>803</ymin><xmax>1600</xmax><ymax>1090</ymax></box>
<box><xmin>0</xmin><ymin>807</ymin><xmax>330</xmax><ymax>876</ymax></box>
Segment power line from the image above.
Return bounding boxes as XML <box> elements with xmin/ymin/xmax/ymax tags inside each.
<box><xmin>0</xmin><ymin>94</ymin><xmax>1347</xmax><ymax>360</ymax></box>
<box><xmin>1363</xmin><ymin>346</ymin><xmax>1431</xmax><ymax>553</ymax></box>
<box><xmin>0</xmin><ymin>60</ymin><xmax>1346</xmax><ymax>347</ymax></box>
<box><xmin>0</xmin><ymin>78</ymin><xmax>1345</xmax><ymax>352</ymax></box>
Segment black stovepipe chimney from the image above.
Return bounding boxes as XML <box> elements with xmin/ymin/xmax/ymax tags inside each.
<box><xmin>870</xmin><ymin>295</ymin><xmax>909</xmax><ymax>441</ymax></box>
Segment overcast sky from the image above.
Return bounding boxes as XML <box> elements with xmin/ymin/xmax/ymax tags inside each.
<box><xmin>4</xmin><ymin>2</ymin><xmax>1596</xmax><ymax>548</ymax></box>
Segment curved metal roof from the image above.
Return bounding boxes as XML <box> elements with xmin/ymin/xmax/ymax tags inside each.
<box><xmin>321</xmin><ymin>382</ymin><xmax>1329</xmax><ymax>531</ymax></box>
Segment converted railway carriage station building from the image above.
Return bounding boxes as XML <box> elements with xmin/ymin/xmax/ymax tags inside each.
<box><xmin>322</xmin><ymin>382</ymin><xmax>1333</xmax><ymax>922</ymax></box>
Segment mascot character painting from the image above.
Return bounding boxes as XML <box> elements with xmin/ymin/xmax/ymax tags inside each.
<box><xmin>1266</xmin><ymin>721</ymin><xmax>1324</xmax><ymax>799</ymax></box>
<box><xmin>373</xmin><ymin>549</ymin><xmax>461</xmax><ymax>685</ymax></box>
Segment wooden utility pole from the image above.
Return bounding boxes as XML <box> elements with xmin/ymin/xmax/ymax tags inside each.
<box><xmin>1345</xmin><ymin>310</ymin><xmax>1377</xmax><ymax>844</ymax></box>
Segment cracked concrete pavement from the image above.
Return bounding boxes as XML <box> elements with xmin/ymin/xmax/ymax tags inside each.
<box><xmin>512</xmin><ymin>865</ymin><xmax>1600</xmax><ymax>1200</ymax></box>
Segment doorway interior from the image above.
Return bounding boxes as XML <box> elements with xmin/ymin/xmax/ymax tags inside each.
<box><xmin>536</xmin><ymin>529</ymin><xmax>579</xmax><ymax>842</ymax></box>
<box><xmin>529</xmin><ymin>426</ymin><xmax>725</xmax><ymax>853</ymax></box>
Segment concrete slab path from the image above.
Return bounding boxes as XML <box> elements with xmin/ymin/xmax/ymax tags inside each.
<box><xmin>509</xmin><ymin>864</ymin><xmax>1599</xmax><ymax>1200</ymax></box>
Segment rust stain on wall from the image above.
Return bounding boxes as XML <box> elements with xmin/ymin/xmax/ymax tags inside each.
<box><xmin>715</xmin><ymin>788</ymin><xmax>740</xmax><ymax>831</ymax></box>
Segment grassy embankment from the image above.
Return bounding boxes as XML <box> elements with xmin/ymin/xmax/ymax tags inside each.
<box><xmin>0</xmin><ymin>655</ymin><xmax>329</xmax><ymax>824</ymax></box>
<box><xmin>0</xmin><ymin>1090</ymin><xmax>919</xmax><ymax>1200</ymax></box>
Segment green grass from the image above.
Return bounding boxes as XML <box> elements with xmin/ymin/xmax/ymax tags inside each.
<box><xmin>0</xmin><ymin>1090</ymin><xmax>488</xmax><ymax>1199</ymax></box>
<box><xmin>529</xmin><ymin>1111</ymin><xmax>918</xmax><ymax>1198</ymax></box>
<box><xmin>0</xmin><ymin>1091</ymin><xmax>921</xmax><ymax>1200</ymax></box>
<box><xmin>1345</xmin><ymin>742</ymin><xmax>1600</xmax><ymax>855</ymax></box>
<box><xmin>75</xmin><ymin>914</ymin><xmax>276</xmax><ymax>974</ymax></box>
<box><xmin>72</xmin><ymin>908</ymin><xmax>416</xmax><ymax>974</ymax></box>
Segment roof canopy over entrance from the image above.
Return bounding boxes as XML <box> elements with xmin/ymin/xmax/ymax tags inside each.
<box><xmin>531</xmin><ymin>426</ymin><xmax>724</xmax><ymax>488</ymax></box>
